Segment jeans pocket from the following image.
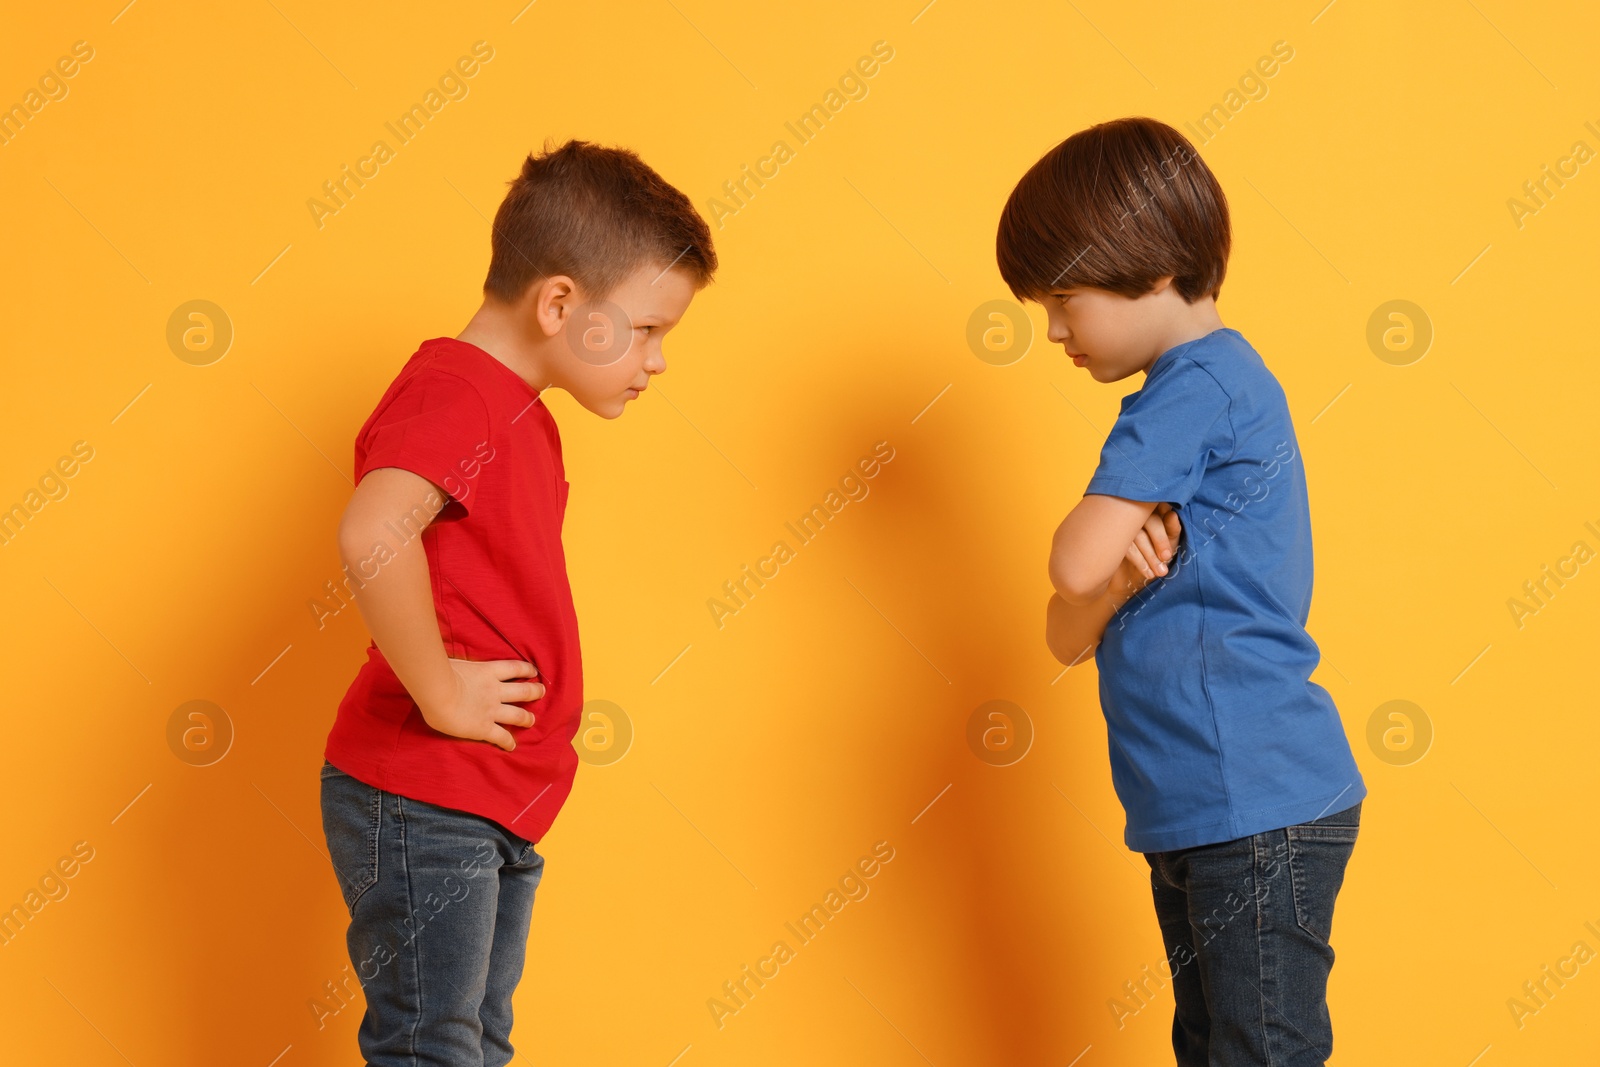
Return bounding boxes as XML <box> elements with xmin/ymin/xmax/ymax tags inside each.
<box><xmin>1287</xmin><ymin>812</ymin><xmax>1359</xmax><ymax>944</ymax></box>
<box><xmin>320</xmin><ymin>765</ymin><xmax>381</xmax><ymax>914</ymax></box>
<box><xmin>516</xmin><ymin>839</ymin><xmax>547</xmax><ymax>879</ymax></box>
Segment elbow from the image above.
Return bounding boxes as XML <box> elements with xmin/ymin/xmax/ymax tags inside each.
<box><xmin>1050</xmin><ymin>557</ymin><xmax>1106</xmax><ymax>606</ymax></box>
<box><xmin>1044</xmin><ymin>625</ymin><xmax>1074</xmax><ymax>666</ymax></box>
<box><xmin>1044</xmin><ymin>594</ymin><xmax>1097</xmax><ymax>666</ymax></box>
<box><xmin>1049</xmin><ymin>639</ymin><xmax>1096</xmax><ymax>668</ymax></box>
<box><xmin>336</xmin><ymin>506</ymin><xmax>378</xmax><ymax>567</ymax></box>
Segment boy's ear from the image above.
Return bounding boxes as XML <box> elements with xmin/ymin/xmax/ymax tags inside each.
<box><xmin>527</xmin><ymin>275</ymin><xmax>579</xmax><ymax>338</ymax></box>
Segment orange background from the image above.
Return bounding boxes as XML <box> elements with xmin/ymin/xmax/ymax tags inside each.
<box><xmin>2</xmin><ymin>1</ymin><xmax>1598</xmax><ymax>1063</ymax></box>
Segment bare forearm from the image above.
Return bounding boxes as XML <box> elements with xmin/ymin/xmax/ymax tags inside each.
<box><xmin>1049</xmin><ymin>495</ymin><xmax>1162</xmax><ymax>604</ymax></box>
<box><xmin>339</xmin><ymin>519</ymin><xmax>454</xmax><ymax>716</ymax></box>
<box><xmin>1045</xmin><ymin>560</ymin><xmax>1144</xmax><ymax>666</ymax></box>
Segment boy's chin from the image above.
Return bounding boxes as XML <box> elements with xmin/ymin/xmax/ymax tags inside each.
<box><xmin>576</xmin><ymin>394</ymin><xmax>629</xmax><ymax>419</ymax></box>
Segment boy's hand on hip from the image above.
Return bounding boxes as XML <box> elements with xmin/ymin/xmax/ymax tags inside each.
<box><xmin>419</xmin><ymin>658</ymin><xmax>544</xmax><ymax>751</ymax></box>
<box><xmin>1125</xmin><ymin>502</ymin><xmax>1182</xmax><ymax>581</ymax></box>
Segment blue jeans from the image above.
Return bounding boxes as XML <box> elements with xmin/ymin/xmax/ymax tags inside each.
<box><xmin>1144</xmin><ymin>800</ymin><xmax>1361</xmax><ymax>1067</ymax></box>
<box><xmin>319</xmin><ymin>759</ymin><xmax>546</xmax><ymax>1066</ymax></box>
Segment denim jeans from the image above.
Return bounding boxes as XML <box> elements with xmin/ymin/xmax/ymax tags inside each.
<box><xmin>1144</xmin><ymin>800</ymin><xmax>1361</xmax><ymax>1067</ymax></box>
<box><xmin>319</xmin><ymin>759</ymin><xmax>546</xmax><ymax>1067</ymax></box>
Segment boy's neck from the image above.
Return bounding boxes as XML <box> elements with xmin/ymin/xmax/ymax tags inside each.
<box><xmin>1148</xmin><ymin>296</ymin><xmax>1226</xmax><ymax>372</ymax></box>
<box><xmin>456</xmin><ymin>295</ymin><xmax>557</xmax><ymax>393</ymax></box>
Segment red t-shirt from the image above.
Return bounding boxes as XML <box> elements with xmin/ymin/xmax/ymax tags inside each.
<box><xmin>325</xmin><ymin>337</ymin><xmax>582</xmax><ymax>844</ymax></box>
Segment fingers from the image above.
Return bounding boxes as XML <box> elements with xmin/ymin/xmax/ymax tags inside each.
<box><xmin>1125</xmin><ymin>508</ymin><xmax>1178</xmax><ymax>580</ymax></box>
<box><xmin>492</xmin><ymin>659</ymin><xmax>538</xmax><ymax>680</ymax></box>
<box><xmin>499</xmin><ymin>681</ymin><xmax>544</xmax><ymax>703</ymax></box>
<box><xmin>1133</xmin><ymin>528</ymin><xmax>1169</xmax><ymax>578</ymax></box>
<box><xmin>1154</xmin><ymin>501</ymin><xmax>1183</xmax><ymax>540</ymax></box>
<box><xmin>503</xmin><ymin>678</ymin><xmax>545</xmax><ymax>703</ymax></box>
<box><xmin>494</xmin><ymin>702</ymin><xmax>537</xmax><ymax>729</ymax></box>
<box><xmin>1142</xmin><ymin>512</ymin><xmax>1173</xmax><ymax>562</ymax></box>
<box><xmin>485</xmin><ymin>724</ymin><xmax>517</xmax><ymax>752</ymax></box>
<box><xmin>1163</xmin><ymin>508</ymin><xmax>1183</xmax><ymax>542</ymax></box>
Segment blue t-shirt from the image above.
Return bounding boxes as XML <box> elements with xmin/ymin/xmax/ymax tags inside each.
<box><xmin>1083</xmin><ymin>326</ymin><xmax>1365</xmax><ymax>853</ymax></box>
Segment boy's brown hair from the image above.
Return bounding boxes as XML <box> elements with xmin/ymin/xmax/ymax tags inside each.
<box><xmin>996</xmin><ymin>117</ymin><xmax>1230</xmax><ymax>304</ymax></box>
<box><xmin>483</xmin><ymin>139</ymin><xmax>717</xmax><ymax>303</ymax></box>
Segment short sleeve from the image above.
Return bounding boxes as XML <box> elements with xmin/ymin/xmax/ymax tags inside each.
<box><xmin>1083</xmin><ymin>357</ymin><xmax>1233</xmax><ymax>508</ymax></box>
<box><xmin>356</xmin><ymin>368</ymin><xmax>492</xmax><ymax>515</ymax></box>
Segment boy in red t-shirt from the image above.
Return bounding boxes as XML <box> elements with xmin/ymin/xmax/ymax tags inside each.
<box><xmin>319</xmin><ymin>140</ymin><xmax>715</xmax><ymax>1065</ymax></box>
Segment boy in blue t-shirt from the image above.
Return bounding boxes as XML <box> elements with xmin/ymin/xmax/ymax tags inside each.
<box><xmin>997</xmin><ymin>117</ymin><xmax>1366</xmax><ymax>1066</ymax></box>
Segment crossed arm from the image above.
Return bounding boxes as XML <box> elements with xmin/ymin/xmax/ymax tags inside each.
<box><xmin>1044</xmin><ymin>495</ymin><xmax>1183</xmax><ymax>667</ymax></box>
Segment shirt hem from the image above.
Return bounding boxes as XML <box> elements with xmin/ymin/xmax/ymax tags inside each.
<box><xmin>1083</xmin><ymin>474</ymin><xmax>1180</xmax><ymax>503</ymax></box>
<box><xmin>1125</xmin><ymin>780</ymin><xmax>1368</xmax><ymax>853</ymax></box>
<box><xmin>323</xmin><ymin>733</ymin><xmax>574</xmax><ymax>846</ymax></box>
